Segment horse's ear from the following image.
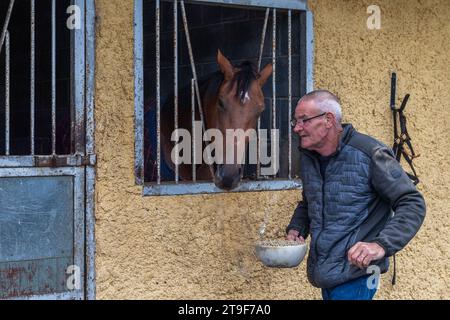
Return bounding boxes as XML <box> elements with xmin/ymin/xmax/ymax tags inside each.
<box><xmin>258</xmin><ymin>63</ymin><xmax>273</xmax><ymax>86</ymax></box>
<box><xmin>217</xmin><ymin>50</ymin><xmax>234</xmax><ymax>80</ymax></box>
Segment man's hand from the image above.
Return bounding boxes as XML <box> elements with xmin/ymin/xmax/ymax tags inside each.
<box><xmin>347</xmin><ymin>242</ymin><xmax>386</xmax><ymax>269</ymax></box>
<box><xmin>286</xmin><ymin>229</ymin><xmax>305</xmax><ymax>244</ymax></box>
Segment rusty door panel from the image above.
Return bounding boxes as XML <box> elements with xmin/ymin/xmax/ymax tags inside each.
<box><xmin>0</xmin><ymin>258</ymin><xmax>73</xmax><ymax>299</ymax></box>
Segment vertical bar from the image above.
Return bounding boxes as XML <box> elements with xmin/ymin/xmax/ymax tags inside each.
<box><xmin>85</xmin><ymin>163</ymin><xmax>96</xmax><ymax>299</ymax></box>
<box><xmin>305</xmin><ymin>10</ymin><xmax>314</xmax><ymax>92</ymax></box>
<box><xmin>86</xmin><ymin>0</ymin><xmax>95</xmax><ymax>156</ymax></box>
<box><xmin>180</xmin><ymin>1</ymin><xmax>214</xmax><ymax>178</ymax></box>
<box><xmin>257</xmin><ymin>8</ymin><xmax>269</xmax><ymax>70</ymax></box>
<box><xmin>156</xmin><ymin>0</ymin><xmax>161</xmax><ymax>184</ymax></box>
<box><xmin>256</xmin><ymin>7</ymin><xmax>269</xmax><ymax>179</ymax></box>
<box><xmin>271</xmin><ymin>9</ymin><xmax>277</xmax><ymax>176</ymax></box>
<box><xmin>272</xmin><ymin>9</ymin><xmax>276</xmax><ymax>131</ymax></box>
<box><xmin>72</xmin><ymin>0</ymin><xmax>86</xmax><ymax>155</ymax></box>
<box><xmin>73</xmin><ymin>167</ymin><xmax>86</xmax><ymax>300</ymax></box>
<box><xmin>134</xmin><ymin>0</ymin><xmax>144</xmax><ymax>184</ymax></box>
<box><xmin>5</xmin><ymin>31</ymin><xmax>10</xmax><ymax>155</ymax></box>
<box><xmin>0</xmin><ymin>0</ymin><xmax>14</xmax><ymax>55</ymax></box>
<box><xmin>288</xmin><ymin>10</ymin><xmax>292</xmax><ymax>179</ymax></box>
<box><xmin>180</xmin><ymin>1</ymin><xmax>200</xmax><ymax>111</ymax></box>
<box><xmin>85</xmin><ymin>0</ymin><xmax>97</xmax><ymax>300</ymax></box>
<box><xmin>51</xmin><ymin>0</ymin><xmax>56</xmax><ymax>155</ymax></box>
<box><xmin>191</xmin><ymin>79</ymin><xmax>196</xmax><ymax>182</ymax></box>
<box><xmin>174</xmin><ymin>0</ymin><xmax>179</xmax><ymax>183</ymax></box>
<box><xmin>30</xmin><ymin>0</ymin><xmax>35</xmax><ymax>155</ymax></box>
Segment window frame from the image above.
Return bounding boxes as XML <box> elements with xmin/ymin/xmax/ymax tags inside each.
<box><xmin>134</xmin><ymin>0</ymin><xmax>314</xmax><ymax>196</ymax></box>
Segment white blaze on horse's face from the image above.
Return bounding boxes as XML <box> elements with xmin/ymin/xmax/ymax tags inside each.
<box><xmin>218</xmin><ymin>81</ymin><xmax>264</xmax><ymax>137</ymax></box>
<box><xmin>241</xmin><ymin>91</ymin><xmax>251</xmax><ymax>104</ymax></box>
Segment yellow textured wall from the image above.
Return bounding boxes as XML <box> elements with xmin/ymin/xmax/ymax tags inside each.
<box><xmin>94</xmin><ymin>0</ymin><xmax>450</xmax><ymax>299</ymax></box>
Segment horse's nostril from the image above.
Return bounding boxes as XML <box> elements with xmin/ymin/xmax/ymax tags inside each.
<box><xmin>220</xmin><ymin>176</ymin><xmax>234</xmax><ymax>189</ymax></box>
<box><xmin>215</xmin><ymin>166</ymin><xmax>222</xmax><ymax>180</ymax></box>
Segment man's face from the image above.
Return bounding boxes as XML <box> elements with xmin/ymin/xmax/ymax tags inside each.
<box><xmin>293</xmin><ymin>100</ymin><xmax>329</xmax><ymax>150</ymax></box>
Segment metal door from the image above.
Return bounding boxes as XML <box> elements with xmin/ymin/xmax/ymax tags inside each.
<box><xmin>0</xmin><ymin>0</ymin><xmax>95</xmax><ymax>300</ymax></box>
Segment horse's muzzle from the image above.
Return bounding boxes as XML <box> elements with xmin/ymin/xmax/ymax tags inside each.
<box><xmin>214</xmin><ymin>164</ymin><xmax>243</xmax><ymax>190</ymax></box>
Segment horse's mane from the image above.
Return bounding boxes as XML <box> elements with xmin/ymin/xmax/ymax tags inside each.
<box><xmin>232</xmin><ymin>61</ymin><xmax>258</xmax><ymax>100</ymax></box>
<box><xmin>202</xmin><ymin>60</ymin><xmax>258</xmax><ymax>102</ymax></box>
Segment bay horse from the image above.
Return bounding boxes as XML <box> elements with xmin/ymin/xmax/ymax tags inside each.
<box><xmin>156</xmin><ymin>50</ymin><xmax>273</xmax><ymax>190</ymax></box>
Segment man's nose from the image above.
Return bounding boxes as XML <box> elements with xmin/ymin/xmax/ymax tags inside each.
<box><xmin>293</xmin><ymin>124</ymin><xmax>303</xmax><ymax>134</ymax></box>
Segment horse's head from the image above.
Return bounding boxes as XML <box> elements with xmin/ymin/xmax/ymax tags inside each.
<box><xmin>209</xmin><ymin>50</ymin><xmax>273</xmax><ymax>190</ymax></box>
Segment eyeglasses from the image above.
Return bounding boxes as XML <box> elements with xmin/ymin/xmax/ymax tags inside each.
<box><xmin>290</xmin><ymin>112</ymin><xmax>326</xmax><ymax>128</ymax></box>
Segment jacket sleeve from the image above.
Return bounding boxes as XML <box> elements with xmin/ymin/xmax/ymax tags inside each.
<box><xmin>286</xmin><ymin>190</ymin><xmax>310</xmax><ymax>239</ymax></box>
<box><xmin>370</xmin><ymin>147</ymin><xmax>426</xmax><ymax>257</ymax></box>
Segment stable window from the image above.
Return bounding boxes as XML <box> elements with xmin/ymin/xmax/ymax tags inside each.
<box><xmin>134</xmin><ymin>0</ymin><xmax>313</xmax><ymax>195</ymax></box>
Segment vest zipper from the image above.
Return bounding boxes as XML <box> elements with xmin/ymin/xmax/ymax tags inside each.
<box><xmin>314</xmin><ymin>156</ymin><xmax>333</xmax><ymax>259</ymax></box>
<box><xmin>314</xmin><ymin>158</ymin><xmax>326</xmax><ymax>259</ymax></box>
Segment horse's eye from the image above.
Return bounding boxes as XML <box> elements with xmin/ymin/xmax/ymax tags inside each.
<box><xmin>218</xmin><ymin>99</ymin><xmax>225</xmax><ymax>109</ymax></box>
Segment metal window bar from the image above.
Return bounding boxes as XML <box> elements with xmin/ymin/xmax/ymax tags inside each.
<box><xmin>256</xmin><ymin>7</ymin><xmax>269</xmax><ymax>178</ymax></box>
<box><xmin>31</xmin><ymin>0</ymin><xmax>35</xmax><ymax>155</ymax></box>
<box><xmin>85</xmin><ymin>0</ymin><xmax>96</xmax><ymax>157</ymax></box>
<box><xmin>156</xmin><ymin>0</ymin><xmax>161</xmax><ymax>184</ymax></box>
<box><xmin>305</xmin><ymin>10</ymin><xmax>314</xmax><ymax>92</ymax></box>
<box><xmin>0</xmin><ymin>0</ymin><xmax>14</xmax><ymax>55</ymax></box>
<box><xmin>52</xmin><ymin>0</ymin><xmax>56</xmax><ymax>155</ymax></box>
<box><xmin>5</xmin><ymin>31</ymin><xmax>10</xmax><ymax>155</ymax></box>
<box><xmin>173</xmin><ymin>0</ymin><xmax>179</xmax><ymax>183</ymax></box>
<box><xmin>271</xmin><ymin>8</ymin><xmax>276</xmax><ymax>175</ymax></box>
<box><xmin>134</xmin><ymin>0</ymin><xmax>144</xmax><ymax>183</ymax></box>
<box><xmin>288</xmin><ymin>9</ymin><xmax>292</xmax><ymax>179</ymax></box>
<box><xmin>73</xmin><ymin>0</ymin><xmax>87</xmax><ymax>156</ymax></box>
<box><xmin>257</xmin><ymin>8</ymin><xmax>269</xmax><ymax>71</ymax></box>
<box><xmin>191</xmin><ymin>78</ymin><xmax>196</xmax><ymax>182</ymax></box>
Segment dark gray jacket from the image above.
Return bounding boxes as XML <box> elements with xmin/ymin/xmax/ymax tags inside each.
<box><xmin>287</xmin><ymin>124</ymin><xmax>426</xmax><ymax>289</ymax></box>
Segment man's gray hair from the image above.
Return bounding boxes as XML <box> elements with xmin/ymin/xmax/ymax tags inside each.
<box><xmin>299</xmin><ymin>89</ymin><xmax>342</xmax><ymax>123</ymax></box>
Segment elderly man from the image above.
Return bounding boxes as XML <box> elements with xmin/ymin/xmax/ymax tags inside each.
<box><xmin>286</xmin><ymin>90</ymin><xmax>426</xmax><ymax>300</ymax></box>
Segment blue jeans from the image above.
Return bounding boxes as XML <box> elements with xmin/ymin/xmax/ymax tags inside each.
<box><xmin>321</xmin><ymin>275</ymin><xmax>377</xmax><ymax>300</ymax></box>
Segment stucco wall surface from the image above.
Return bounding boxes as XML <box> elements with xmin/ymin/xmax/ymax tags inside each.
<box><xmin>94</xmin><ymin>0</ymin><xmax>450</xmax><ymax>299</ymax></box>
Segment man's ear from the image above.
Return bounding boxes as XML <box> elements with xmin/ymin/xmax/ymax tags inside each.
<box><xmin>217</xmin><ymin>50</ymin><xmax>234</xmax><ymax>80</ymax></box>
<box><xmin>258</xmin><ymin>63</ymin><xmax>273</xmax><ymax>86</ymax></box>
<box><xmin>325</xmin><ymin>112</ymin><xmax>335</xmax><ymax>128</ymax></box>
